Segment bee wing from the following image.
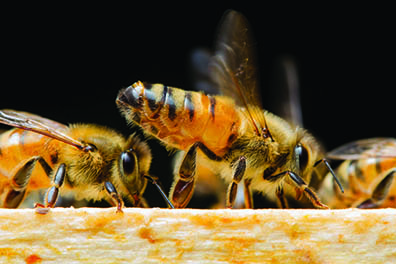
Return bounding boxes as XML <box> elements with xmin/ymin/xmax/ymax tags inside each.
<box><xmin>327</xmin><ymin>138</ymin><xmax>396</xmax><ymax>160</ymax></box>
<box><xmin>268</xmin><ymin>56</ymin><xmax>303</xmax><ymax>127</ymax></box>
<box><xmin>0</xmin><ymin>109</ymin><xmax>86</xmax><ymax>150</ymax></box>
<box><xmin>189</xmin><ymin>48</ymin><xmax>218</xmax><ymax>95</ymax></box>
<box><xmin>209</xmin><ymin>10</ymin><xmax>268</xmax><ymax>136</ymax></box>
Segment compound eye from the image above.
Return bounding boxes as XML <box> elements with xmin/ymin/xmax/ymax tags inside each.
<box><xmin>295</xmin><ymin>143</ymin><xmax>309</xmax><ymax>171</ymax></box>
<box><xmin>121</xmin><ymin>149</ymin><xmax>136</xmax><ymax>175</ymax></box>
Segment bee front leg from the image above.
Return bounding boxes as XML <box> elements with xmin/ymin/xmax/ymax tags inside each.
<box><xmin>134</xmin><ymin>196</ymin><xmax>149</xmax><ymax>208</ymax></box>
<box><xmin>286</xmin><ymin>171</ymin><xmax>328</xmax><ymax>209</ymax></box>
<box><xmin>130</xmin><ymin>192</ymin><xmax>149</xmax><ymax>208</ymax></box>
<box><xmin>4</xmin><ymin>156</ymin><xmax>41</xmax><ymax>208</ymax></box>
<box><xmin>275</xmin><ymin>185</ymin><xmax>289</xmax><ymax>208</ymax></box>
<box><xmin>35</xmin><ymin>163</ymin><xmax>66</xmax><ymax>214</ymax></box>
<box><xmin>170</xmin><ymin>143</ymin><xmax>198</xmax><ymax>208</ymax></box>
<box><xmin>226</xmin><ymin>156</ymin><xmax>246</xmax><ymax>208</ymax></box>
<box><xmin>104</xmin><ymin>181</ymin><xmax>124</xmax><ymax>213</ymax></box>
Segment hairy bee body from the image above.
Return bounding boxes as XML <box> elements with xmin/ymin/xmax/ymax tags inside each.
<box><xmin>117</xmin><ymin>81</ymin><xmax>326</xmax><ymax>208</ymax></box>
<box><xmin>320</xmin><ymin>138</ymin><xmax>396</xmax><ymax>208</ymax></box>
<box><xmin>0</xmin><ymin>110</ymin><xmax>153</xmax><ymax>210</ymax></box>
<box><xmin>117</xmin><ymin>10</ymin><xmax>337</xmax><ymax>209</ymax></box>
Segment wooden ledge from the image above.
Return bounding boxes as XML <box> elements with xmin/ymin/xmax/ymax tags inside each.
<box><xmin>1</xmin><ymin>208</ymin><xmax>395</xmax><ymax>263</ymax></box>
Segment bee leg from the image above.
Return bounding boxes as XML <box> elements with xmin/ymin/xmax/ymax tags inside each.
<box><xmin>357</xmin><ymin>169</ymin><xmax>395</xmax><ymax>209</ymax></box>
<box><xmin>130</xmin><ymin>192</ymin><xmax>149</xmax><ymax>208</ymax></box>
<box><xmin>135</xmin><ymin>196</ymin><xmax>149</xmax><ymax>208</ymax></box>
<box><xmin>275</xmin><ymin>186</ymin><xmax>289</xmax><ymax>209</ymax></box>
<box><xmin>104</xmin><ymin>181</ymin><xmax>124</xmax><ymax>213</ymax></box>
<box><xmin>286</xmin><ymin>171</ymin><xmax>329</xmax><ymax>209</ymax></box>
<box><xmin>35</xmin><ymin>163</ymin><xmax>66</xmax><ymax>214</ymax></box>
<box><xmin>226</xmin><ymin>156</ymin><xmax>246</xmax><ymax>208</ymax></box>
<box><xmin>4</xmin><ymin>156</ymin><xmax>41</xmax><ymax>208</ymax></box>
<box><xmin>196</xmin><ymin>142</ymin><xmax>222</xmax><ymax>161</ymax></box>
<box><xmin>170</xmin><ymin>144</ymin><xmax>198</xmax><ymax>208</ymax></box>
<box><xmin>371</xmin><ymin>169</ymin><xmax>395</xmax><ymax>202</ymax></box>
<box><xmin>243</xmin><ymin>178</ymin><xmax>253</xmax><ymax>209</ymax></box>
<box><xmin>294</xmin><ymin>187</ymin><xmax>303</xmax><ymax>201</ymax></box>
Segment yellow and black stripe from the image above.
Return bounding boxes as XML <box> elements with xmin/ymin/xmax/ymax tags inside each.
<box><xmin>116</xmin><ymin>81</ymin><xmax>241</xmax><ymax>154</ymax></box>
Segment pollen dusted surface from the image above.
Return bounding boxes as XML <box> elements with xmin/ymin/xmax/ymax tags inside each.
<box><xmin>0</xmin><ymin>208</ymin><xmax>395</xmax><ymax>263</ymax></box>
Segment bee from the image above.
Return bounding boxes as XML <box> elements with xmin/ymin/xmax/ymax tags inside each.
<box><xmin>116</xmin><ymin>10</ymin><xmax>342</xmax><ymax>208</ymax></box>
<box><xmin>319</xmin><ymin>138</ymin><xmax>396</xmax><ymax>209</ymax></box>
<box><xmin>0</xmin><ymin>109</ymin><xmax>173</xmax><ymax>213</ymax></box>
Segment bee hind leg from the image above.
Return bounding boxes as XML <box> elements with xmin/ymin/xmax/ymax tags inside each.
<box><xmin>169</xmin><ymin>143</ymin><xmax>198</xmax><ymax>208</ymax></box>
<box><xmin>4</xmin><ymin>156</ymin><xmax>42</xmax><ymax>208</ymax></box>
<box><xmin>35</xmin><ymin>163</ymin><xmax>66</xmax><ymax>214</ymax></box>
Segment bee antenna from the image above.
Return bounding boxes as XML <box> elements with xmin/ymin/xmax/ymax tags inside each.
<box><xmin>144</xmin><ymin>175</ymin><xmax>175</xmax><ymax>209</ymax></box>
<box><xmin>314</xmin><ymin>159</ymin><xmax>344</xmax><ymax>193</ymax></box>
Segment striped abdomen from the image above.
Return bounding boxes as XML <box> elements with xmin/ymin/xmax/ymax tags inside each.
<box><xmin>0</xmin><ymin>128</ymin><xmax>55</xmax><ymax>189</ymax></box>
<box><xmin>116</xmin><ymin>81</ymin><xmax>241</xmax><ymax>155</ymax></box>
<box><xmin>330</xmin><ymin>157</ymin><xmax>396</xmax><ymax>208</ymax></box>
<box><xmin>341</xmin><ymin>157</ymin><xmax>396</xmax><ymax>189</ymax></box>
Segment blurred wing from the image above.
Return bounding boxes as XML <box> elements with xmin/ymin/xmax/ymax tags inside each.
<box><xmin>268</xmin><ymin>55</ymin><xmax>303</xmax><ymax>127</ymax></box>
<box><xmin>209</xmin><ymin>10</ymin><xmax>267</xmax><ymax>136</ymax></box>
<box><xmin>327</xmin><ymin>138</ymin><xmax>396</xmax><ymax>160</ymax></box>
<box><xmin>0</xmin><ymin>109</ymin><xmax>85</xmax><ymax>150</ymax></box>
<box><xmin>189</xmin><ymin>48</ymin><xmax>218</xmax><ymax>94</ymax></box>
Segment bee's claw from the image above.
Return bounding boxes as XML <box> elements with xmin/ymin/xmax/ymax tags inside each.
<box><xmin>34</xmin><ymin>203</ymin><xmax>51</xmax><ymax>215</ymax></box>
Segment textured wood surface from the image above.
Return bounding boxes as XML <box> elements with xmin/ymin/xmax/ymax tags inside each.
<box><xmin>0</xmin><ymin>208</ymin><xmax>395</xmax><ymax>263</ymax></box>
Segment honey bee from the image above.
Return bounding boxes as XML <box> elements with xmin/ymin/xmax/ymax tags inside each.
<box><xmin>319</xmin><ymin>138</ymin><xmax>396</xmax><ymax>208</ymax></box>
<box><xmin>0</xmin><ymin>109</ymin><xmax>173</xmax><ymax>213</ymax></box>
<box><xmin>116</xmin><ymin>10</ymin><xmax>342</xmax><ymax>208</ymax></box>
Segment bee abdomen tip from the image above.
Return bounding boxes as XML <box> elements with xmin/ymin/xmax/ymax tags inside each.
<box><xmin>117</xmin><ymin>86</ymin><xmax>143</xmax><ymax>109</ymax></box>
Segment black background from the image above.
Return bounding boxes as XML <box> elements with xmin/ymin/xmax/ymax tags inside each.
<box><xmin>1</xmin><ymin>4</ymin><xmax>395</xmax><ymax>207</ymax></box>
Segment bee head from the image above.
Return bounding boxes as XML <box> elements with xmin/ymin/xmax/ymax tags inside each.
<box><xmin>293</xmin><ymin>142</ymin><xmax>310</xmax><ymax>175</ymax></box>
<box><xmin>264</xmin><ymin>131</ymin><xmax>321</xmax><ymax>186</ymax></box>
<box><xmin>118</xmin><ymin>134</ymin><xmax>152</xmax><ymax>202</ymax></box>
<box><xmin>292</xmin><ymin>130</ymin><xmax>323</xmax><ymax>176</ymax></box>
<box><xmin>291</xmin><ymin>133</ymin><xmax>343</xmax><ymax>196</ymax></box>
